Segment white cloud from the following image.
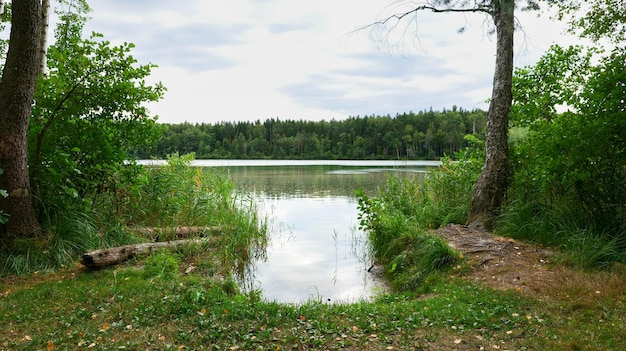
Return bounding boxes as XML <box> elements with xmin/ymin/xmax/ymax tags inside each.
<box><xmin>81</xmin><ymin>0</ymin><xmax>581</xmax><ymax>124</ymax></box>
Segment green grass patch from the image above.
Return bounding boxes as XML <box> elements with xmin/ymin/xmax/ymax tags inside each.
<box><xmin>2</xmin><ymin>263</ymin><xmax>624</xmax><ymax>350</ymax></box>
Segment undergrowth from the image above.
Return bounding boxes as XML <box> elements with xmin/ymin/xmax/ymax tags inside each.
<box><xmin>357</xmin><ymin>139</ymin><xmax>483</xmax><ymax>291</ymax></box>
<box><xmin>0</xmin><ymin>153</ymin><xmax>267</xmax><ymax>277</ymax></box>
<box><xmin>498</xmin><ymin>198</ymin><xmax>626</xmax><ymax>269</ymax></box>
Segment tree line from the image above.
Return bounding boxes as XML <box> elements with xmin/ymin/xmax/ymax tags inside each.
<box><xmin>136</xmin><ymin>107</ymin><xmax>486</xmax><ymax>160</ymax></box>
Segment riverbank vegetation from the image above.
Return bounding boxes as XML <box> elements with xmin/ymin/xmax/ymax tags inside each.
<box><xmin>358</xmin><ymin>43</ymin><xmax>626</xmax><ymax>289</ymax></box>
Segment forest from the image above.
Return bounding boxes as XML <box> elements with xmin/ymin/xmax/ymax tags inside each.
<box><xmin>137</xmin><ymin>107</ymin><xmax>486</xmax><ymax>160</ymax></box>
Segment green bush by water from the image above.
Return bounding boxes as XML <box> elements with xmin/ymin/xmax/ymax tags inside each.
<box><xmin>356</xmin><ymin>142</ymin><xmax>483</xmax><ymax>291</ymax></box>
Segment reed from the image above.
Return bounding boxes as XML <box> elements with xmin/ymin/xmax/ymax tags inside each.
<box><xmin>1</xmin><ymin>153</ymin><xmax>268</xmax><ymax>278</ymax></box>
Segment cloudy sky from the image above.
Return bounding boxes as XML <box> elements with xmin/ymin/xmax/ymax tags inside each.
<box><xmin>80</xmin><ymin>1</ymin><xmax>580</xmax><ymax>124</ymax></box>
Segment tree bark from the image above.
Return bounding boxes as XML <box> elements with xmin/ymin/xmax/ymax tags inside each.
<box><xmin>80</xmin><ymin>238</ymin><xmax>213</xmax><ymax>268</ymax></box>
<box><xmin>39</xmin><ymin>0</ymin><xmax>50</xmax><ymax>77</ymax></box>
<box><xmin>467</xmin><ymin>0</ymin><xmax>514</xmax><ymax>228</ymax></box>
<box><xmin>0</xmin><ymin>0</ymin><xmax>43</xmax><ymax>239</ymax></box>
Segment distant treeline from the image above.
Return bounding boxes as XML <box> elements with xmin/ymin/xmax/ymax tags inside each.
<box><xmin>134</xmin><ymin>107</ymin><xmax>487</xmax><ymax>160</ymax></box>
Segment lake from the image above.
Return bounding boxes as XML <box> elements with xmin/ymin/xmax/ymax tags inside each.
<box><xmin>140</xmin><ymin>159</ymin><xmax>439</xmax><ymax>303</ymax></box>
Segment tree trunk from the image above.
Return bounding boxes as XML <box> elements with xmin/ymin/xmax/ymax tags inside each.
<box><xmin>467</xmin><ymin>0</ymin><xmax>514</xmax><ymax>228</ymax></box>
<box><xmin>0</xmin><ymin>0</ymin><xmax>43</xmax><ymax>239</ymax></box>
<box><xmin>81</xmin><ymin>238</ymin><xmax>213</xmax><ymax>268</ymax></box>
<box><xmin>39</xmin><ymin>0</ymin><xmax>50</xmax><ymax>77</ymax></box>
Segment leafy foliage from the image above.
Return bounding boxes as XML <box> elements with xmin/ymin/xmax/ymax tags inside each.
<box><xmin>28</xmin><ymin>4</ymin><xmax>165</xmax><ymax>215</ymax></box>
<box><xmin>552</xmin><ymin>0</ymin><xmax>626</xmax><ymax>44</ymax></box>
<box><xmin>501</xmin><ymin>44</ymin><xmax>626</xmax><ymax>266</ymax></box>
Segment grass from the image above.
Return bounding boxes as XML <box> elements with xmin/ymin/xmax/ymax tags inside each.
<box><xmin>498</xmin><ymin>198</ymin><xmax>626</xmax><ymax>269</ymax></box>
<box><xmin>1</xmin><ymin>257</ymin><xmax>625</xmax><ymax>350</ymax></box>
<box><xmin>355</xmin><ymin>150</ymin><xmax>481</xmax><ymax>291</ymax></box>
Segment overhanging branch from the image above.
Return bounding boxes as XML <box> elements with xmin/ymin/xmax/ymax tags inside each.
<box><xmin>358</xmin><ymin>2</ymin><xmax>493</xmax><ymax>32</ymax></box>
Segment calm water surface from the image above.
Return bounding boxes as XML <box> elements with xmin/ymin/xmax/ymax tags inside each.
<box><xmin>149</xmin><ymin>160</ymin><xmax>438</xmax><ymax>303</ymax></box>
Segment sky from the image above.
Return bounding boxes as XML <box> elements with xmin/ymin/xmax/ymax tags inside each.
<box><xmin>78</xmin><ymin>0</ymin><xmax>582</xmax><ymax>124</ymax></box>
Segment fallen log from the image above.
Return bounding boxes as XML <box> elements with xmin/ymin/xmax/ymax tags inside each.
<box><xmin>80</xmin><ymin>238</ymin><xmax>211</xmax><ymax>269</ymax></box>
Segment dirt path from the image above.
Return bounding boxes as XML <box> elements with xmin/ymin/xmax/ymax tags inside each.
<box><xmin>433</xmin><ymin>224</ymin><xmax>557</xmax><ymax>295</ymax></box>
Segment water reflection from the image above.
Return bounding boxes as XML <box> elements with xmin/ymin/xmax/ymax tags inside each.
<box><xmin>221</xmin><ymin>163</ymin><xmax>433</xmax><ymax>304</ymax></box>
<box><xmin>245</xmin><ymin>195</ymin><xmax>384</xmax><ymax>303</ymax></box>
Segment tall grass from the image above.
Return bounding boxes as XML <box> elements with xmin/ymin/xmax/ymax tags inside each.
<box><xmin>498</xmin><ymin>198</ymin><xmax>626</xmax><ymax>269</ymax></box>
<box><xmin>356</xmin><ymin>146</ymin><xmax>482</xmax><ymax>290</ymax></box>
<box><xmin>104</xmin><ymin>153</ymin><xmax>268</xmax><ymax>276</ymax></box>
<box><xmin>1</xmin><ymin>153</ymin><xmax>267</xmax><ymax>277</ymax></box>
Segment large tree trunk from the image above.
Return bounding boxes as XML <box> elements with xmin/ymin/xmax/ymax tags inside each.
<box><xmin>467</xmin><ymin>0</ymin><xmax>514</xmax><ymax>228</ymax></box>
<box><xmin>0</xmin><ymin>0</ymin><xmax>43</xmax><ymax>239</ymax></box>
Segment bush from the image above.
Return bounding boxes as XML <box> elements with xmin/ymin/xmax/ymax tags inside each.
<box><xmin>499</xmin><ymin>45</ymin><xmax>626</xmax><ymax>268</ymax></box>
<box><xmin>356</xmin><ymin>140</ymin><xmax>482</xmax><ymax>290</ymax></box>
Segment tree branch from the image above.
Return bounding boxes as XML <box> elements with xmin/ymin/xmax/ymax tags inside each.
<box><xmin>357</xmin><ymin>2</ymin><xmax>493</xmax><ymax>32</ymax></box>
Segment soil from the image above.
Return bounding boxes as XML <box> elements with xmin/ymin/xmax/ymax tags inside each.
<box><xmin>432</xmin><ymin>224</ymin><xmax>557</xmax><ymax>296</ymax></box>
<box><xmin>433</xmin><ymin>224</ymin><xmax>626</xmax><ymax>304</ymax></box>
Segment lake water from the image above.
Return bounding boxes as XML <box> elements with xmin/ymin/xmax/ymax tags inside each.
<box><xmin>141</xmin><ymin>160</ymin><xmax>439</xmax><ymax>303</ymax></box>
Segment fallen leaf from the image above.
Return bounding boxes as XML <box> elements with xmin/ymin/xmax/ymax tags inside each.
<box><xmin>21</xmin><ymin>335</ymin><xmax>32</xmax><ymax>342</ymax></box>
<box><xmin>454</xmin><ymin>339</ymin><xmax>462</xmax><ymax>344</ymax></box>
<box><xmin>185</xmin><ymin>265</ymin><xmax>196</xmax><ymax>274</ymax></box>
<box><xmin>198</xmin><ymin>308</ymin><xmax>206</xmax><ymax>316</ymax></box>
<box><xmin>47</xmin><ymin>340</ymin><xmax>56</xmax><ymax>351</ymax></box>
<box><xmin>99</xmin><ymin>323</ymin><xmax>109</xmax><ymax>332</ymax></box>
<box><xmin>351</xmin><ymin>326</ymin><xmax>359</xmax><ymax>332</ymax></box>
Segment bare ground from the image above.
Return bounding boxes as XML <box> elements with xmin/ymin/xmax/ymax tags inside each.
<box><xmin>433</xmin><ymin>224</ymin><xmax>556</xmax><ymax>295</ymax></box>
<box><xmin>432</xmin><ymin>224</ymin><xmax>626</xmax><ymax>303</ymax></box>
